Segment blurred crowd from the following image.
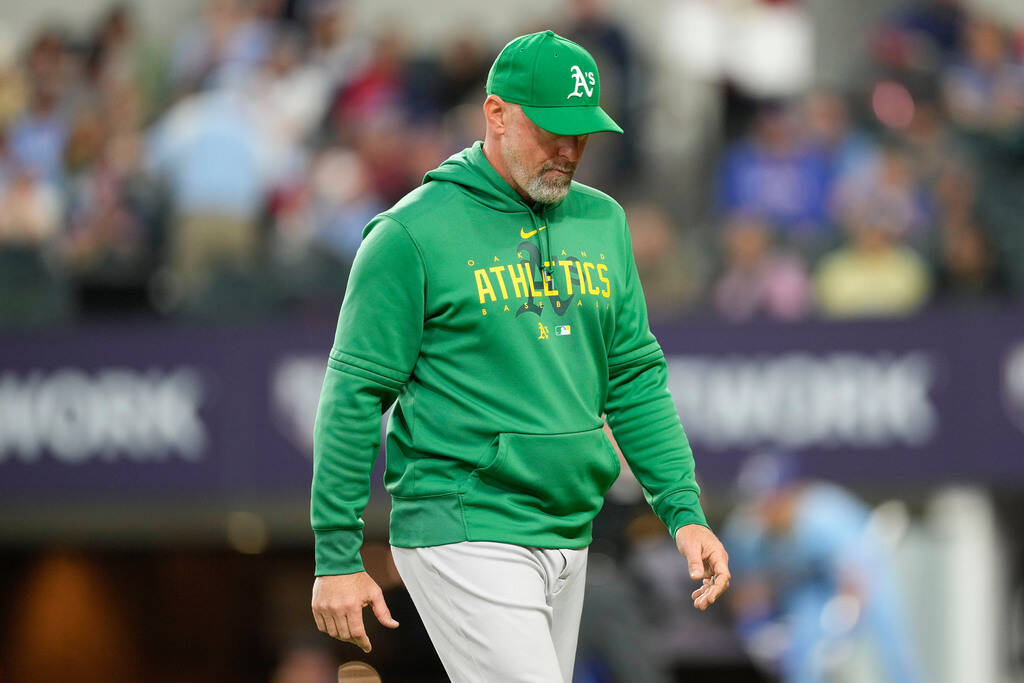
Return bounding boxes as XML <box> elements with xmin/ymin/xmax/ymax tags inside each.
<box><xmin>0</xmin><ymin>0</ymin><xmax>1022</xmax><ymax>326</ymax></box>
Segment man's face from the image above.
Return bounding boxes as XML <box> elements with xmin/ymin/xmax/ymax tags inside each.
<box><xmin>500</xmin><ymin>104</ymin><xmax>589</xmax><ymax>204</ymax></box>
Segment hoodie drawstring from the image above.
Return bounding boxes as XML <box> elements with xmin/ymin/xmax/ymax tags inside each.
<box><xmin>537</xmin><ymin>205</ymin><xmax>553</xmax><ymax>277</ymax></box>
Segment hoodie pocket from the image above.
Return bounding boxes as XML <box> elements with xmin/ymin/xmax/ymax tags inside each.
<box><xmin>470</xmin><ymin>426</ymin><xmax>621</xmax><ymax>518</ymax></box>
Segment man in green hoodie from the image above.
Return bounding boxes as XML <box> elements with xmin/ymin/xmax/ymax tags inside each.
<box><xmin>310</xmin><ymin>30</ymin><xmax>729</xmax><ymax>682</ymax></box>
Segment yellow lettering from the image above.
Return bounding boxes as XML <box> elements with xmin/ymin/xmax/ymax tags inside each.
<box><xmin>507</xmin><ymin>263</ymin><xmax>528</xmax><ymax>298</ymax></box>
<box><xmin>474</xmin><ymin>268</ymin><xmax>497</xmax><ymax>303</ymax></box>
<box><xmin>596</xmin><ymin>264</ymin><xmax>611</xmax><ymax>298</ymax></box>
<box><xmin>577</xmin><ymin>299</ymin><xmax>583</xmax><ymax>307</ymax></box>
<box><xmin>489</xmin><ymin>266</ymin><xmax>510</xmax><ymax>300</ymax></box>
<box><xmin>482</xmin><ymin>308</ymin><xmax>487</xmax><ymax>315</ymax></box>
<box><xmin>558</xmin><ymin>261</ymin><xmax>575</xmax><ymax>295</ymax></box>
<box><xmin>541</xmin><ymin>267</ymin><xmax>559</xmax><ymax>296</ymax></box>
<box><xmin>503</xmin><ymin>305</ymin><xmax>510</xmax><ymax>312</ymax></box>
<box><xmin>561</xmin><ymin>249</ymin><xmax>567</xmax><ymax>256</ymax></box>
<box><xmin>573</xmin><ymin>261</ymin><xmax>586</xmax><ymax>295</ymax></box>
<box><xmin>523</xmin><ymin>263</ymin><xmax>543</xmax><ymax>297</ymax></box>
<box><xmin>581</xmin><ymin>251</ymin><xmax>587</xmax><ymax>258</ymax></box>
<box><xmin>493</xmin><ymin>256</ymin><xmax>500</xmax><ymax>262</ymax></box>
<box><xmin>583</xmin><ymin>262</ymin><xmax>600</xmax><ymax>295</ymax></box>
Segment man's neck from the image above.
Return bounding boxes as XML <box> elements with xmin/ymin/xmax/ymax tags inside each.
<box><xmin>482</xmin><ymin>137</ymin><xmax>531</xmax><ymax>203</ymax></box>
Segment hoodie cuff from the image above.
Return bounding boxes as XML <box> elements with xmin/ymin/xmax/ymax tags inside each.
<box><xmin>657</xmin><ymin>490</ymin><xmax>710</xmax><ymax>536</ymax></box>
<box><xmin>314</xmin><ymin>529</ymin><xmax>365</xmax><ymax>576</ymax></box>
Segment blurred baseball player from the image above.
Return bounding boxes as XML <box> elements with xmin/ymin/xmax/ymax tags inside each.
<box><xmin>723</xmin><ymin>452</ymin><xmax>923</xmax><ymax>683</ymax></box>
<box><xmin>310</xmin><ymin>30</ymin><xmax>729</xmax><ymax>682</ymax></box>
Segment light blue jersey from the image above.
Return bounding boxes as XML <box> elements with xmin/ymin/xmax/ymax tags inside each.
<box><xmin>724</xmin><ymin>483</ymin><xmax>922</xmax><ymax>683</ymax></box>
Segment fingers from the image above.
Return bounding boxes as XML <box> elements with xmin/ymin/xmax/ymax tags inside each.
<box><xmin>678</xmin><ymin>529</ymin><xmax>731</xmax><ymax>611</ymax></box>
<box><xmin>370</xmin><ymin>591</ymin><xmax>400</xmax><ymax>629</ymax></box>
<box><xmin>679</xmin><ymin>539</ymin><xmax>705</xmax><ymax>580</ymax></box>
<box><xmin>707</xmin><ymin>550</ymin><xmax>731</xmax><ymax>601</ymax></box>
<box><xmin>693</xmin><ymin>584</ymin><xmax>716</xmax><ymax>610</ymax></box>
<box><xmin>313</xmin><ymin>606</ymin><xmax>342</xmax><ymax>639</ymax></box>
<box><xmin>313</xmin><ymin>609</ymin><xmax>331</xmax><ymax>637</ymax></box>
<box><xmin>345</xmin><ymin>612</ymin><xmax>372</xmax><ymax>653</ymax></box>
<box><xmin>691</xmin><ymin>549</ymin><xmax>731</xmax><ymax>611</ymax></box>
<box><xmin>327</xmin><ymin>611</ymin><xmax>344</xmax><ymax>640</ymax></box>
<box><xmin>693</xmin><ymin>575</ymin><xmax>721</xmax><ymax>610</ymax></box>
<box><xmin>313</xmin><ymin>602</ymin><xmax>369</xmax><ymax>651</ymax></box>
<box><xmin>313</xmin><ymin>596</ymin><xmax>396</xmax><ymax>652</ymax></box>
<box><xmin>312</xmin><ymin>574</ymin><xmax>394</xmax><ymax>651</ymax></box>
<box><xmin>690</xmin><ymin>575</ymin><xmax>716</xmax><ymax>610</ymax></box>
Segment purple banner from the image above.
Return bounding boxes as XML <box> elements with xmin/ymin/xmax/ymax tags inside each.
<box><xmin>1</xmin><ymin>305</ymin><xmax>1022</xmax><ymax>507</ymax></box>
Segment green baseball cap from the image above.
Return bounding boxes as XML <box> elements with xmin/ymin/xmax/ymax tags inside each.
<box><xmin>486</xmin><ymin>30</ymin><xmax>623</xmax><ymax>136</ymax></box>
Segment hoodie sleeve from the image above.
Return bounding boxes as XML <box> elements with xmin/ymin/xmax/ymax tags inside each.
<box><xmin>603</xmin><ymin>214</ymin><xmax>708</xmax><ymax>536</ymax></box>
<box><xmin>311</xmin><ymin>215</ymin><xmax>425</xmax><ymax>575</ymax></box>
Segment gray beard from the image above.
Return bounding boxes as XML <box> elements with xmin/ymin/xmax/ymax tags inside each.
<box><xmin>525</xmin><ymin>171</ymin><xmax>572</xmax><ymax>204</ymax></box>
<box><xmin>505</xmin><ymin>143</ymin><xmax>574</xmax><ymax>204</ymax></box>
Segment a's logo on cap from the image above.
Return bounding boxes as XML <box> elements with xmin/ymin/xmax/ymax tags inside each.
<box><xmin>567</xmin><ymin>65</ymin><xmax>595</xmax><ymax>99</ymax></box>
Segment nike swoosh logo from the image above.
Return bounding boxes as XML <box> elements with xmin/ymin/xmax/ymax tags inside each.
<box><xmin>520</xmin><ymin>225</ymin><xmax>548</xmax><ymax>239</ymax></box>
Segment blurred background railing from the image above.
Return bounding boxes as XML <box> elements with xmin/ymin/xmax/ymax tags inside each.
<box><xmin>0</xmin><ymin>0</ymin><xmax>1022</xmax><ymax>682</ymax></box>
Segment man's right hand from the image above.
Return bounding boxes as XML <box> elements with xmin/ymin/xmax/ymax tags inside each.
<box><xmin>311</xmin><ymin>572</ymin><xmax>400</xmax><ymax>652</ymax></box>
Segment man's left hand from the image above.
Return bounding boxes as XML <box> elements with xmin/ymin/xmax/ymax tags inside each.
<box><xmin>675</xmin><ymin>524</ymin><xmax>731</xmax><ymax>611</ymax></box>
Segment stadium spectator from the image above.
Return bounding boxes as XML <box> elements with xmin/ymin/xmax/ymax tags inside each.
<box><xmin>87</xmin><ymin>5</ymin><xmax>169</xmax><ymax>121</ymax></box>
<box><xmin>933</xmin><ymin>221</ymin><xmax>1010</xmax><ymax>303</ymax></box>
<box><xmin>0</xmin><ymin>164</ymin><xmax>70</xmax><ymax>325</ymax></box>
<box><xmin>305</xmin><ymin>0</ymin><xmax>371</xmax><ymax>96</ymax></box>
<box><xmin>145</xmin><ymin>85</ymin><xmax>276</xmax><ymax>297</ymax></box>
<box><xmin>64</xmin><ymin>134</ymin><xmax>153</xmax><ymax>298</ymax></box>
<box><xmin>941</xmin><ymin>17</ymin><xmax>1024</xmax><ymax>141</ymax></box>
<box><xmin>244</xmin><ymin>28</ymin><xmax>332</xmax><ymax>150</ymax></box>
<box><xmin>625</xmin><ymin>202</ymin><xmax>708</xmax><ymax>320</ymax></box>
<box><xmin>329</xmin><ymin>32</ymin><xmax>407</xmax><ymax>137</ymax></box>
<box><xmin>814</xmin><ymin>194</ymin><xmax>932</xmax><ymax>318</ymax></box>
<box><xmin>873</xmin><ymin>0</ymin><xmax>966</xmax><ymax>71</ymax></box>
<box><xmin>305</xmin><ymin>145</ymin><xmax>383</xmax><ymax>261</ymax></box>
<box><xmin>350</xmin><ymin>113</ymin><xmax>418</xmax><ymax>205</ymax></box>
<box><xmin>717</xmin><ymin>103</ymin><xmax>833</xmax><ymax>245</ymax></box>
<box><xmin>0</xmin><ymin>165</ymin><xmax>61</xmax><ymax>245</ymax></box>
<box><xmin>901</xmin><ymin>100</ymin><xmax>964</xmax><ymax>188</ymax></box>
<box><xmin>800</xmin><ymin>91</ymin><xmax>874</xmax><ymax>184</ymax></box>
<box><xmin>170</xmin><ymin>0</ymin><xmax>275</xmax><ymax>94</ymax></box>
<box><xmin>830</xmin><ymin>140</ymin><xmax>934</xmax><ymax>246</ymax></box>
<box><xmin>8</xmin><ymin>82</ymin><xmax>68</xmax><ymax>187</ymax></box>
<box><xmin>712</xmin><ymin>213</ymin><xmax>812</xmax><ymax>322</ymax></box>
<box><xmin>21</xmin><ymin>28</ymin><xmax>68</xmax><ymax>101</ymax></box>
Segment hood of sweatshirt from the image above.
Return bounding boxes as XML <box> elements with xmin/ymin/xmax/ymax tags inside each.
<box><xmin>422</xmin><ymin>141</ymin><xmax>558</xmax><ymax>273</ymax></box>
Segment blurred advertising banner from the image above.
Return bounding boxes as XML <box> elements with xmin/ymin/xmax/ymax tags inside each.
<box><xmin>657</xmin><ymin>305</ymin><xmax>1024</xmax><ymax>486</ymax></box>
<box><xmin>0</xmin><ymin>320</ymin><xmax>333</xmax><ymax>507</ymax></box>
<box><xmin>1</xmin><ymin>306</ymin><xmax>1023</xmax><ymax>507</ymax></box>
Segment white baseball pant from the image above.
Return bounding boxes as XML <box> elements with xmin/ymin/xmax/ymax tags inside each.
<box><xmin>391</xmin><ymin>541</ymin><xmax>588</xmax><ymax>683</ymax></box>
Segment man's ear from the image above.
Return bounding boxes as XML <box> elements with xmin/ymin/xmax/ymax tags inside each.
<box><xmin>483</xmin><ymin>95</ymin><xmax>507</xmax><ymax>135</ymax></box>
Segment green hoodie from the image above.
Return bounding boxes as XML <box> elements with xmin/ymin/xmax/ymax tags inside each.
<box><xmin>312</xmin><ymin>142</ymin><xmax>707</xmax><ymax>575</ymax></box>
